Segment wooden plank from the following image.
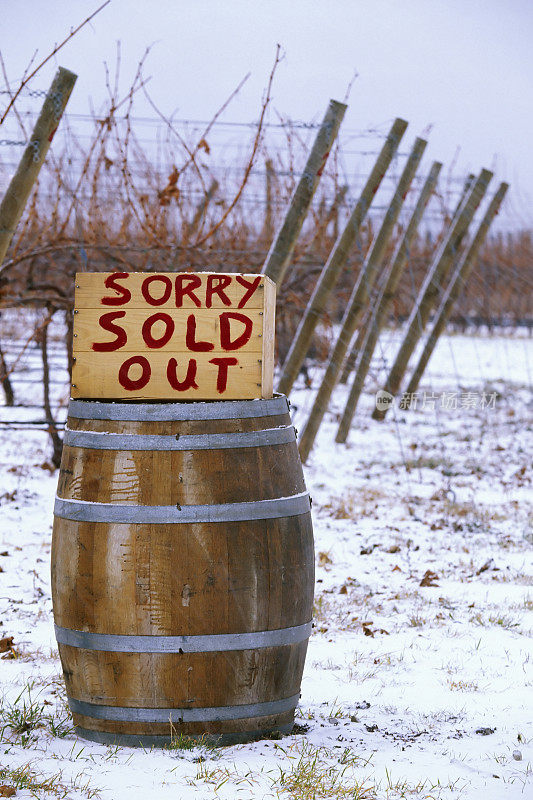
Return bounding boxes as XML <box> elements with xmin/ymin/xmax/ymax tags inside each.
<box><xmin>71</xmin><ymin>351</ymin><xmax>264</xmax><ymax>400</ymax></box>
<box><xmin>73</xmin><ymin>307</ymin><xmax>264</xmax><ymax>353</ymax></box>
<box><xmin>261</xmin><ymin>277</ymin><xmax>276</xmax><ymax>398</ymax></box>
<box><xmin>74</xmin><ymin>272</ymin><xmax>267</xmax><ymax>309</ymax></box>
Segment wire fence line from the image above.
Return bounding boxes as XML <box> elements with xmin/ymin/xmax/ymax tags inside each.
<box><xmin>0</xmin><ymin>84</ymin><xmax>531</xmax><ymax>468</ymax></box>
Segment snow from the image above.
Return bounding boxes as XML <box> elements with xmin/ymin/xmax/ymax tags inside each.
<box><xmin>0</xmin><ymin>318</ymin><xmax>531</xmax><ymax>799</ymax></box>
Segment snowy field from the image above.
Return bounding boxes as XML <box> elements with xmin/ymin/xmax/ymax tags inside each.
<box><xmin>0</xmin><ymin>315</ymin><xmax>531</xmax><ymax>799</ymax></box>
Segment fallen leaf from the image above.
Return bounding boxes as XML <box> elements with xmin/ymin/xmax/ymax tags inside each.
<box><xmin>0</xmin><ymin>786</ymin><xmax>16</xmax><ymax>798</ymax></box>
<box><xmin>392</xmin><ymin>565</ymin><xmax>402</xmax><ymax>572</ymax></box>
<box><xmin>1</xmin><ymin>649</ymin><xmax>18</xmax><ymax>660</ymax></box>
<box><xmin>360</xmin><ymin>545</ymin><xmax>377</xmax><ymax>555</ymax></box>
<box><xmin>420</xmin><ymin>570</ymin><xmax>439</xmax><ymax>587</ymax></box>
<box><xmin>0</xmin><ymin>491</ymin><xmax>16</xmax><ymax>502</ymax></box>
<box><xmin>476</xmin><ymin>559</ymin><xmax>495</xmax><ymax>575</ymax></box>
<box><xmin>317</xmin><ymin>551</ymin><xmax>332</xmax><ymax>566</ymax></box>
<box><xmin>386</xmin><ymin>544</ymin><xmax>401</xmax><ymax>553</ymax></box>
<box><xmin>339</xmin><ymin>584</ymin><xmax>348</xmax><ymax>595</ymax></box>
<box><xmin>0</xmin><ymin>636</ymin><xmax>14</xmax><ymax>653</ymax></box>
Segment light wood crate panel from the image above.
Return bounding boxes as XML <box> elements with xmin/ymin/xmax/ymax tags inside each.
<box><xmin>72</xmin><ymin>272</ymin><xmax>275</xmax><ymax>400</ymax></box>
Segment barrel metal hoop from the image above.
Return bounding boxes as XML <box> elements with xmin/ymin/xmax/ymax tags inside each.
<box><xmin>63</xmin><ymin>426</ymin><xmax>295</xmax><ymax>451</ymax></box>
<box><xmin>54</xmin><ymin>492</ymin><xmax>310</xmax><ymax>524</ymax></box>
<box><xmin>69</xmin><ymin>694</ymin><xmax>299</xmax><ymax>723</ymax></box>
<box><xmin>67</xmin><ymin>395</ymin><xmax>289</xmax><ymax>421</ymax></box>
<box><xmin>54</xmin><ymin>621</ymin><xmax>312</xmax><ymax>653</ymax></box>
<box><xmin>74</xmin><ymin>724</ymin><xmax>294</xmax><ymax>747</ymax></box>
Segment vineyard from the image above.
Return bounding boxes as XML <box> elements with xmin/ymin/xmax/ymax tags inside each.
<box><xmin>0</xmin><ymin>70</ymin><xmax>531</xmax><ymax>456</ymax></box>
<box><xmin>0</xmin><ymin>53</ymin><xmax>532</xmax><ymax>800</ymax></box>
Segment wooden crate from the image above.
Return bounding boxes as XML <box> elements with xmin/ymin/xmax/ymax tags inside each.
<box><xmin>71</xmin><ymin>272</ymin><xmax>275</xmax><ymax>400</ymax></box>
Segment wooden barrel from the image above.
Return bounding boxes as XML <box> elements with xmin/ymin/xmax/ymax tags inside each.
<box><xmin>51</xmin><ymin>395</ymin><xmax>314</xmax><ymax>747</ymax></box>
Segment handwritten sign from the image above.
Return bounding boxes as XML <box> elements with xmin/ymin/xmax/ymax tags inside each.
<box><xmin>71</xmin><ymin>272</ymin><xmax>276</xmax><ymax>400</ymax></box>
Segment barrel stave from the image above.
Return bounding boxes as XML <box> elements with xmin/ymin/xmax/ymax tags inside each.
<box><xmin>57</xmin><ymin>441</ymin><xmax>305</xmax><ymax>505</ymax></box>
<box><xmin>58</xmin><ymin>643</ymin><xmax>307</xmax><ymax>708</ymax></box>
<box><xmin>52</xmin><ymin>517</ymin><xmax>314</xmax><ymax>636</ymax></box>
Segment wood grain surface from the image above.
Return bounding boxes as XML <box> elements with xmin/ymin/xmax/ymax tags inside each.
<box><xmin>71</xmin><ymin>351</ymin><xmax>264</xmax><ymax>400</ymax></box>
<box><xmin>51</xmin><ymin>398</ymin><xmax>314</xmax><ymax>743</ymax></box>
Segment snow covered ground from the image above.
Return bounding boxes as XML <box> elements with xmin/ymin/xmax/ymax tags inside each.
<box><xmin>0</xmin><ymin>317</ymin><xmax>531</xmax><ymax>799</ymax></box>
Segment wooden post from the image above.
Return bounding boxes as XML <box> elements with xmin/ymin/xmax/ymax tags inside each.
<box><xmin>0</xmin><ymin>67</ymin><xmax>77</xmax><ymax>267</ymax></box>
<box><xmin>277</xmin><ymin>117</ymin><xmax>408</xmax><ymax>396</ymax></box>
<box><xmin>338</xmin><ymin>300</ymin><xmax>374</xmax><ymax>384</ymax></box>
<box><xmin>334</xmin><ymin>160</ymin><xmax>442</xmax><ymax>442</ymax></box>
<box><xmin>188</xmin><ymin>179</ymin><xmax>219</xmax><ymax>236</ymax></box>
<box><xmin>263</xmin><ymin>159</ymin><xmax>275</xmax><ymax>242</ymax></box>
<box><xmin>372</xmin><ymin>167</ymin><xmax>493</xmax><ymax>420</ymax></box>
<box><xmin>329</xmin><ymin>185</ymin><xmax>348</xmax><ymax>241</ymax></box>
<box><xmin>337</xmin><ymin>164</ymin><xmax>463</xmax><ymax>387</ymax></box>
<box><xmin>0</xmin><ymin>341</ymin><xmax>14</xmax><ymax>406</ymax></box>
<box><xmin>262</xmin><ymin>99</ymin><xmax>347</xmax><ymax>287</ymax></box>
<box><xmin>403</xmin><ymin>182</ymin><xmax>509</xmax><ymax>399</ymax></box>
<box><xmin>297</xmin><ymin>136</ymin><xmax>427</xmax><ymax>462</ymax></box>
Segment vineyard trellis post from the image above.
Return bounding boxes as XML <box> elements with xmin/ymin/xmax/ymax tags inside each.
<box><xmin>277</xmin><ymin>117</ymin><xmax>409</xmax><ymax>396</ymax></box>
<box><xmin>39</xmin><ymin>310</ymin><xmax>63</xmax><ymax>468</ymax></box>
<box><xmin>262</xmin><ymin>98</ymin><xmax>347</xmax><ymax>287</ymax></box>
<box><xmin>0</xmin><ymin>67</ymin><xmax>77</xmax><ymax>268</ymax></box>
<box><xmin>402</xmin><ymin>182</ymin><xmax>509</xmax><ymax>401</ymax></box>
<box><xmin>372</xmin><ymin>167</ymin><xmax>493</xmax><ymax>420</ymax></box>
<box><xmin>188</xmin><ymin>178</ymin><xmax>219</xmax><ymax>238</ymax></box>
<box><xmin>297</xmin><ymin>135</ymin><xmax>428</xmax><ymax>462</ymax></box>
<box><xmin>0</xmin><ymin>341</ymin><xmax>14</xmax><ymax>405</ymax></box>
<box><xmin>339</xmin><ymin>162</ymin><xmax>450</xmax><ymax>383</ymax></box>
<box><xmin>264</xmin><ymin>158</ymin><xmax>275</xmax><ymax>242</ymax></box>
<box><xmin>335</xmin><ymin>159</ymin><xmax>442</xmax><ymax>442</ymax></box>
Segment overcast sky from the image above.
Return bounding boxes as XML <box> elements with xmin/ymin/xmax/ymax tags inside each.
<box><xmin>2</xmin><ymin>0</ymin><xmax>532</xmax><ymax>228</ymax></box>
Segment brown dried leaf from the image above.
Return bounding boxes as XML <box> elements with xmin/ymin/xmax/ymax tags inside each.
<box><xmin>198</xmin><ymin>138</ymin><xmax>211</xmax><ymax>155</ymax></box>
<box><xmin>1</xmin><ymin>649</ymin><xmax>18</xmax><ymax>660</ymax></box>
<box><xmin>0</xmin><ymin>636</ymin><xmax>14</xmax><ymax>653</ymax></box>
<box><xmin>0</xmin><ymin>787</ymin><xmax>16</xmax><ymax>798</ymax></box>
<box><xmin>167</xmin><ymin>166</ymin><xmax>179</xmax><ymax>187</ymax></box>
<box><xmin>420</xmin><ymin>570</ymin><xmax>439</xmax><ymax>587</ymax></box>
<box><xmin>362</xmin><ymin>622</ymin><xmax>374</xmax><ymax>637</ymax></box>
<box><xmin>476</xmin><ymin>559</ymin><xmax>495</xmax><ymax>575</ymax></box>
